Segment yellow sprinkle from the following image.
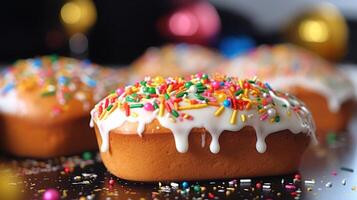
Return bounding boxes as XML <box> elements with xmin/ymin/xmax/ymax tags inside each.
<box><xmin>183</xmin><ymin>99</ymin><xmax>191</xmax><ymax>103</ymax></box>
<box><xmin>244</xmin><ymin>89</ymin><xmax>248</xmax><ymax>97</ymax></box>
<box><xmin>167</xmin><ymin>84</ymin><xmax>173</xmax><ymax>93</ymax></box>
<box><xmin>178</xmin><ymin>104</ymin><xmax>208</xmax><ymax>110</ymax></box>
<box><xmin>100</xmin><ymin>110</ymin><xmax>109</xmax><ymax>120</ymax></box>
<box><xmin>159</xmin><ymin>102</ymin><xmax>165</xmax><ymax>117</ymax></box>
<box><xmin>131</xmin><ymin>87</ymin><xmax>139</xmax><ymax>92</ymax></box>
<box><xmin>174</xmin><ymin>102</ymin><xmax>178</xmax><ymax>110</ymax></box>
<box><xmin>240</xmin><ymin>114</ymin><xmax>246</xmax><ymax>122</ymax></box>
<box><xmin>287</xmin><ymin>110</ymin><xmax>291</xmax><ymax>116</ymax></box>
<box><xmin>107</xmin><ymin>93</ymin><xmax>118</xmax><ymax>99</ymax></box>
<box><xmin>258</xmin><ymin>109</ymin><xmax>266</xmax><ymax>114</ymax></box>
<box><xmin>239</xmin><ymin>80</ymin><xmax>243</xmax><ymax>88</ymax></box>
<box><xmin>230</xmin><ymin>110</ymin><xmax>238</xmax><ymax>124</ymax></box>
<box><xmin>131</xmin><ymin>112</ymin><xmax>138</xmax><ymax>118</ymax></box>
<box><xmin>214</xmin><ymin>106</ymin><xmax>225</xmax><ymax>116</ymax></box>
<box><xmin>270</xmin><ymin>118</ymin><xmax>275</xmax><ymax>123</ymax></box>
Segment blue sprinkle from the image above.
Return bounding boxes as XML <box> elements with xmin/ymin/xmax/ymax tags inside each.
<box><xmin>265</xmin><ymin>83</ymin><xmax>273</xmax><ymax>91</ymax></box>
<box><xmin>223</xmin><ymin>99</ymin><xmax>231</xmax><ymax>107</ymax></box>
<box><xmin>85</xmin><ymin>77</ymin><xmax>97</xmax><ymax>87</ymax></box>
<box><xmin>58</xmin><ymin>76</ymin><xmax>69</xmax><ymax>85</ymax></box>
<box><xmin>220</xmin><ymin>81</ymin><xmax>225</xmax><ymax>86</ymax></box>
<box><xmin>2</xmin><ymin>83</ymin><xmax>15</xmax><ymax>94</ymax></box>
<box><xmin>82</xmin><ymin>59</ymin><xmax>91</xmax><ymax>66</ymax></box>
<box><xmin>32</xmin><ymin>58</ymin><xmax>42</xmax><ymax>68</ymax></box>
<box><xmin>182</xmin><ymin>181</ymin><xmax>189</xmax><ymax>189</ymax></box>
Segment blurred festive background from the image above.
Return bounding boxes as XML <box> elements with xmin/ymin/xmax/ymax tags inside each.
<box><xmin>1</xmin><ymin>1</ymin><xmax>357</xmax><ymax>199</ymax></box>
<box><xmin>0</xmin><ymin>0</ymin><xmax>356</xmax><ymax>64</ymax></box>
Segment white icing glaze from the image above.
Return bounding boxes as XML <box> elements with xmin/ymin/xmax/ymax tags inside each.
<box><xmin>90</xmin><ymin>83</ymin><xmax>316</xmax><ymax>154</ymax></box>
<box><xmin>0</xmin><ymin>90</ymin><xmax>28</xmax><ymax>115</ymax></box>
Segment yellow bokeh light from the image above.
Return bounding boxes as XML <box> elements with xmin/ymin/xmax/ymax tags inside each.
<box><xmin>60</xmin><ymin>0</ymin><xmax>97</xmax><ymax>34</ymax></box>
<box><xmin>61</xmin><ymin>2</ymin><xmax>81</xmax><ymax>25</ymax></box>
<box><xmin>299</xmin><ymin>20</ymin><xmax>329</xmax><ymax>43</ymax></box>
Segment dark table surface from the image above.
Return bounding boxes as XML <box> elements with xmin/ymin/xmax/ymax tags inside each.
<box><xmin>1</xmin><ymin>115</ymin><xmax>357</xmax><ymax>200</ymax></box>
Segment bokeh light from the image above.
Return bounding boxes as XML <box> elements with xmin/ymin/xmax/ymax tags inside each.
<box><xmin>299</xmin><ymin>20</ymin><xmax>329</xmax><ymax>43</ymax></box>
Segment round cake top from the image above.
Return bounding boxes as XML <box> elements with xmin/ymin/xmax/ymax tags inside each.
<box><xmin>220</xmin><ymin>44</ymin><xmax>355</xmax><ymax>112</ymax></box>
<box><xmin>0</xmin><ymin>56</ymin><xmax>124</xmax><ymax>120</ymax></box>
<box><xmin>130</xmin><ymin>44</ymin><xmax>224</xmax><ymax>80</ymax></box>
<box><xmin>91</xmin><ymin>73</ymin><xmax>316</xmax><ymax>154</ymax></box>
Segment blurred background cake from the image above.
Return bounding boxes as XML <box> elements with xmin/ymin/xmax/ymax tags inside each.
<box><xmin>217</xmin><ymin>44</ymin><xmax>355</xmax><ymax>135</ymax></box>
<box><xmin>0</xmin><ymin>56</ymin><xmax>126</xmax><ymax>158</ymax></box>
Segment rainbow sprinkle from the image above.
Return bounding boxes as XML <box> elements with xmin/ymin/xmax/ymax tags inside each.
<box><xmin>95</xmin><ymin>73</ymin><xmax>308</xmax><ymax>126</ymax></box>
<box><xmin>0</xmin><ymin>56</ymin><xmax>123</xmax><ymax>115</ymax></box>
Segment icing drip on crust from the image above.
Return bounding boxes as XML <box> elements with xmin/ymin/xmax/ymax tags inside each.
<box><xmin>220</xmin><ymin>44</ymin><xmax>355</xmax><ymax>112</ymax></box>
<box><xmin>91</xmin><ymin>74</ymin><xmax>316</xmax><ymax>154</ymax></box>
<box><xmin>0</xmin><ymin>56</ymin><xmax>122</xmax><ymax>115</ymax></box>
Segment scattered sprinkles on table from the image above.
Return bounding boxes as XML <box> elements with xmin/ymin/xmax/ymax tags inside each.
<box><xmin>0</xmin><ymin>56</ymin><xmax>123</xmax><ymax>115</ymax></box>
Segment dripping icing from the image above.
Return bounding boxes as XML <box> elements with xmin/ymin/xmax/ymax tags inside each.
<box><xmin>90</xmin><ymin>75</ymin><xmax>316</xmax><ymax>154</ymax></box>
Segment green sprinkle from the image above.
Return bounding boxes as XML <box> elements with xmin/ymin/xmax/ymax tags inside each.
<box><xmin>196</xmin><ymin>82</ymin><xmax>203</xmax><ymax>87</ymax></box>
<box><xmin>171</xmin><ymin>110</ymin><xmax>179</xmax><ymax>118</ymax></box>
<box><xmin>195</xmin><ymin>94</ymin><xmax>206</xmax><ymax>101</ymax></box>
<box><xmin>194</xmin><ymin>185</ymin><xmax>201</xmax><ymax>193</ymax></box>
<box><xmin>257</xmin><ymin>105</ymin><xmax>263</xmax><ymax>109</ymax></box>
<box><xmin>143</xmin><ymin>86</ymin><xmax>149</xmax><ymax>93</ymax></box>
<box><xmin>202</xmin><ymin>74</ymin><xmax>208</xmax><ymax>79</ymax></box>
<box><xmin>248</xmin><ymin>80</ymin><xmax>255</xmax><ymax>83</ymax></box>
<box><xmin>164</xmin><ymin>93</ymin><xmax>170</xmax><ymax>100</ymax></box>
<box><xmin>235</xmin><ymin>89</ymin><xmax>243</xmax><ymax>96</ymax></box>
<box><xmin>106</xmin><ymin>104</ymin><xmax>113</xmax><ymax>111</ymax></box>
<box><xmin>140</xmin><ymin>81</ymin><xmax>147</xmax><ymax>86</ymax></box>
<box><xmin>130</xmin><ymin>104</ymin><xmax>144</xmax><ymax>108</ymax></box>
<box><xmin>148</xmin><ymin>87</ymin><xmax>156</xmax><ymax>94</ymax></box>
<box><xmin>282</xmin><ymin>104</ymin><xmax>287</xmax><ymax>107</ymax></box>
<box><xmin>275</xmin><ymin>115</ymin><xmax>280</xmax><ymax>122</ymax></box>
<box><xmin>184</xmin><ymin>81</ymin><xmax>193</xmax><ymax>88</ymax></box>
<box><xmin>126</xmin><ymin>96</ymin><xmax>135</xmax><ymax>102</ymax></box>
<box><xmin>41</xmin><ymin>91</ymin><xmax>55</xmax><ymax>97</ymax></box>
<box><xmin>176</xmin><ymin>92</ymin><xmax>187</xmax><ymax>98</ymax></box>
<box><xmin>326</xmin><ymin>132</ymin><xmax>337</xmax><ymax>145</ymax></box>
<box><xmin>197</xmin><ymin>88</ymin><xmax>205</xmax><ymax>93</ymax></box>
<box><xmin>82</xmin><ymin>151</ymin><xmax>92</xmax><ymax>160</ymax></box>
<box><xmin>153</xmin><ymin>102</ymin><xmax>159</xmax><ymax>109</ymax></box>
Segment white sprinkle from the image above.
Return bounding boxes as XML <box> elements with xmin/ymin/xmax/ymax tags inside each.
<box><xmin>170</xmin><ymin>182</ymin><xmax>179</xmax><ymax>188</ymax></box>
<box><xmin>240</xmin><ymin>179</ymin><xmax>251</xmax><ymax>183</ymax></box>
<box><xmin>342</xmin><ymin>179</ymin><xmax>347</xmax><ymax>186</ymax></box>
<box><xmin>325</xmin><ymin>182</ymin><xmax>332</xmax><ymax>188</ymax></box>
<box><xmin>304</xmin><ymin>180</ymin><xmax>316</xmax><ymax>185</ymax></box>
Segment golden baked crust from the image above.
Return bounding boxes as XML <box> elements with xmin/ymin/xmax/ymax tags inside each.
<box><xmin>1</xmin><ymin>115</ymin><xmax>96</xmax><ymax>158</ymax></box>
<box><xmin>95</xmin><ymin>124</ymin><xmax>310</xmax><ymax>181</ymax></box>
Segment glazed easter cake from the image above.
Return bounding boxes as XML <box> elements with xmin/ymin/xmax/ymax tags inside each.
<box><xmin>91</xmin><ymin>73</ymin><xmax>316</xmax><ymax>181</ymax></box>
<box><xmin>130</xmin><ymin>44</ymin><xmax>224</xmax><ymax>81</ymax></box>
<box><xmin>0</xmin><ymin>56</ymin><xmax>125</xmax><ymax>158</ymax></box>
<box><xmin>219</xmin><ymin>44</ymin><xmax>355</xmax><ymax>134</ymax></box>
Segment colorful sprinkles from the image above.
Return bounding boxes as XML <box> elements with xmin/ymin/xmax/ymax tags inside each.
<box><xmin>0</xmin><ymin>56</ymin><xmax>122</xmax><ymax>115</ymax></box>
<box><xmin>95</xmin><ymin>73</ymin><xmax>308</xmax><ymax>127</ymax></box>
